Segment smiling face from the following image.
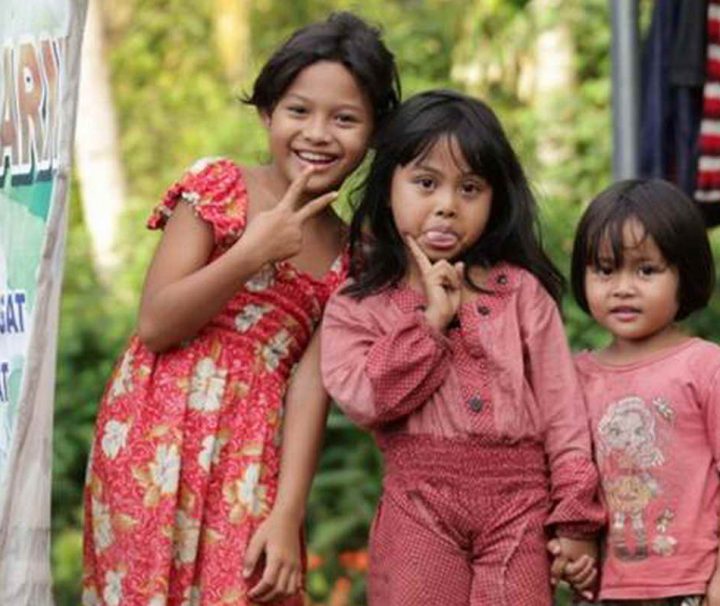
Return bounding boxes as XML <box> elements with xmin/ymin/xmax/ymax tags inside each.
<box><xmin>584</xmin><ymin>218</ymin><xmax>680</xmax><ymax>348</ymax></box>
<box><xmin>390</xmin><ymin>135</ymin><xmax>492</xmax><ymax>263</ymax></box>
<box><xmin>262</xmin><ymin>60</ymin><xmax>374</xmax><ymax>197</ymax></box>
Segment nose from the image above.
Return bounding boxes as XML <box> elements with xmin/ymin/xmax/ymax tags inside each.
<box><xmin>302</xmin><ymin>115</ymin><xmax>331</xmax><ymax>143</ymax></box>
<box><xmin>611</xmin><ymin>270</ymin><xmax>635</xmax><ymax>297</ymax></box>
<box><xmin>433</xmin><ymin>189</ymin><xmax>457</xmax><ymax>217</ymax></box>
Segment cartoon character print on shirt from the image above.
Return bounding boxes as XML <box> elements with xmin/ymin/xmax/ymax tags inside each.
<box><xmin>597</xmin><ymin>395</ymin><xmax>677</xmax><ymax>561</ymax></box>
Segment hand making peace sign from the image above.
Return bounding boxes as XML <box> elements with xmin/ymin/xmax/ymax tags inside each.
<box><xmin>243</xmin><ymin>166</ymin><xmax>338</xmax><ymax>264</ymax></box>
<box><xmin>406</xmin><ymin>235</ymin><xmax>465</xmax><ymax>332</ymax></box>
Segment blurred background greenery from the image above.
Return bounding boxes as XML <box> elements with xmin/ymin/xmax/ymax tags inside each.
<box><xmin>54</xmin><ymin>1</ymin><xmax>718</xmax><ymax>604</ymax></box>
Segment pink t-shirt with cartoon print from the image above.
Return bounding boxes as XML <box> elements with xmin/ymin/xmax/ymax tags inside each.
<box><xmin>575</xmin><ymin>338</ymin><xmax>720</xmax><ymax>600</ymax></box>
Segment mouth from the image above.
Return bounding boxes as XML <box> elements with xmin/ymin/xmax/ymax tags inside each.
<box><xmin>293</xmin><ymin>149</ymin><xmax>339</xmax><ymax>169</ymax></box>
<box><xmin>422</xmin><ymin>227</ymin><xmax>460</xmax><ymax>251</ymax></box>
<box><xmin>609</xmin><ymin>306</ymin><xmax>641</xmax><ymax>322</ymax></box>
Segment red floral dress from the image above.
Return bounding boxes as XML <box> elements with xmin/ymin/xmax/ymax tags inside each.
<box><xmin>82</xmin><ymin>158</ymin><xmax>347</xmax><ymax>606</ymax></box>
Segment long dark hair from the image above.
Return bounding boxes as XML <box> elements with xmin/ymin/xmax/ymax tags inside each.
<box><xmin>344</xmin><ymin>89</ymin><xmax>564</xmax><ymax>304</ymax></box>
<box><xmin>571</xmin><ymin>178</ymin><xmax>714</xmax><ymax>320</ymax></box>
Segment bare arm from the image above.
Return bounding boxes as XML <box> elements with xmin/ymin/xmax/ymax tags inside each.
<box><xmin>275</xmin><ymin>331</ymin><xmax>329</xmax><ymax>521</ymax></box>
<box><xmin>137</xmin><ymin>202</ymin><xmax>266</xmax><ymax>352</ymax></box>
<box><xmin>243</xmin><ymin>331</ymin><xmax>330</xmax><ymax>601</ymax></box>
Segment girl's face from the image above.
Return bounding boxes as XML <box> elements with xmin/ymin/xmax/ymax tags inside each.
<box><xmin>390</xmin><ymin>136</ymin><xmax>492</xmax><ymax>262</ymax></box>
<box><xmin>263</xmin><ymin>61</ymin><xmax>373</xmax><ymax>196</ymax></box>
<box><xmin>585</xmin><ymin>218</ymin><xmax>680</xmax><ymax>348</ymax></box>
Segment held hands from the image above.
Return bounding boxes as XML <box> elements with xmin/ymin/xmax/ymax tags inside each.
<box><xmin>547</xmin><ymin>537</ymin><xmax>598</xmax><ymax>602</ymax></box>
<box><xmin>406</xmin><ymin>235</ymin><xmax>464</xmax><ymax>332</ymax></box>
<box><xmin>703</xmin><ymin>568</ymin><xmax>720</xmax><ymax>606</ymax></box>
<box><xmin>242</xmin><ymin>511</ymin><xmax>303</xmax><ymax>602</ymax></box>
<box><xmin>241</xmin><ymin>166</ymin><xmax>338</xmax><ymax>265</ymax></box>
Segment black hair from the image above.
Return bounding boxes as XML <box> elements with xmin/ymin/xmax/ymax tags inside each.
<box><xmin>571</xmin><ymin>178</ymin><xmax>715</xmax><ymax>320</ymax></box>
<box><xmin>343</xmin><ymin>89</ymin><xmax>564</xmax><ymax>304</ymax></box>
<box><xmin>244</xmin><ymin>12</ymin><xmax>400</xmax><ymax>130</ymax></box>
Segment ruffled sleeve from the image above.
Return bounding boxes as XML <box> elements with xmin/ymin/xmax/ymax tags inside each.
<box><xmin>147</xmin><ymin>157</ymin><xmax>248</xmax><ymax>250</ymax></box>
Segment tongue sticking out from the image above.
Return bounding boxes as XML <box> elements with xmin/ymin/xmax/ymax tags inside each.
<box><xmin>424</xmin><ymin>230</ymin><xmax>458</xmax><ymax>249</ymax></box>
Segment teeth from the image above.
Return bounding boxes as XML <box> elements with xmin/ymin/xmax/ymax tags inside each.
<box><xmin>296</xmin><ymin>151</ymin><xmax>335</xmax><ymax>163</ymax></box>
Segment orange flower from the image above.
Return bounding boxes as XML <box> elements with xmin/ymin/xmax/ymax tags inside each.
<box><xmin>338</xmin><ymin>550</ymin><xmax>369</xmax><ymax>573</ymax></box>
<box><xmin>307</xmin><ymin>551</ymin><xmax>325</xmax><ymax>571</ymax></box>
<box><xmin>328</xmin><ymin>577</ymin><xmax>352</xmax><ymax>606</ymax></box>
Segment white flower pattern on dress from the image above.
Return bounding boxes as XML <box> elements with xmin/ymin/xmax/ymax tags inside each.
<box><xmin>188</xmin><ymin>358</ymin><xmax>227</xmax><ymax>412</ymax></box>
<box><xmin>181</xmin><ymin>586</ymin><xmax>201</xmax><ymax>606</ymax></box>
<box><xmin>109</xmin><ymin>351</ymin><xmax>134</xmax><ymax>400</ymax></box>
<box><xmin>174</xmin><ymin>510</ymin><xmax>201</xmax><ymax>565</ymax></box>
<box><xmin>150</xmin><ymin>444</ymin><xmax>180</xmax><ymax>495</ymax></box>
<box><xmin>261</xmin><ymin>329</ymin><xmax>292</xmax><ymax>372</ymax></box>
<box><xmin>82</xmin><ymin>586</ymin><xmax>101</xmax><ymax>606</ymax></box>
<box><xmin>197</xmin><ymin>433</ymin><xmax>226</xmax><ymax>473</ymax></box>
<box><xmin>234</xmin><ymin>303</ymin><xmax>271</xmax><ymax>332</ymax></box>
<box><xmin>238</xmin><ymin>463</ymin><xmax>267</xmax><ymax>516</ymax></box>
<box><xmin>91</xmin><ymin>497</ymin><xmax>114</xmax><ymax>551</ymax></box>
<box><xmin>101</xmin><ymin>420</ymin><xmax>129</xmax><ymax>460</ymax></box>
<box><xmin>103</xmin><ymin>569</ymin><xmax>125</xmax><ymax>606</ymax></box>
<box><xmin>245</xmin><ymin>266</ymin><xmax>275</xmax><ymax>292</ymax></box>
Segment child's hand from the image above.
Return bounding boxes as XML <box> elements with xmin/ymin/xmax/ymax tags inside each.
<box><xmin>243</xmin><ymin>511</ymin><xmax>302</xmax><ymax>602</ymax></box>
<box><xmin>547</xmin><ymin>537</ymin><xmax>598</xmax><ymax>601</ymax></box>
<box><xmin>242</xmin><ymin>166</ymin><xmax>338</xmax><ymax>265</ymax></box>
<box><xmin>704</xmin><ymin>568</ymin><xmax>720</xmax><ymax>606</ymax></box>
<box><xmin>406</xmin><ymin>235</ymin><xmax>464</xmax><ymax>332</ymax></box>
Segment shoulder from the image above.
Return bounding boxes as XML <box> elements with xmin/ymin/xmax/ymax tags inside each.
<box><xmin>683</xmin><ymin>338</ymin><xmax>720</xmax><ymax>381</ymax></box>
<box><xmin>180</xmin><ymin>157</ymin><xmax>246</xmax><ymax>200</ymax></box>
<box><xmin>502</xmin><ymin>264</ymin><xmax>560</xmax><ymax>320</ymax></box>
<box><xmin>324</xmin><ymin>282</ymin><xmax>401</xmax><ymax>328</ymax></box>
<box><xmin>149</xmin><ymin>157</ymin><xmax>249</xmax><ymax>245</ymax></box>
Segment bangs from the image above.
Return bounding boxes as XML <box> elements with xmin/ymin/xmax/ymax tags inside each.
<box><xmin>392</xmin><ymin>107</ymin><xmax>497</xmax><ymax>181</ymax></box>
<box><xmin>584</xmin><ymin>208</ymin><xmax>639</xmax><ymax>269</ymax></box>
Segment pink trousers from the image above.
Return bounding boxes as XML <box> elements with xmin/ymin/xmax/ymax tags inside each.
<box><xmin>368</xmin><ymin>435</ymin><xmax>553</xmax><ymax>606</ymax></box>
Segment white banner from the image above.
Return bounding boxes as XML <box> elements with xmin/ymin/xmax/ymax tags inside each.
<box><xmin>0</xmin><ymin>1</ymin><xmax>87</xmax><ymax>602</ymax></box>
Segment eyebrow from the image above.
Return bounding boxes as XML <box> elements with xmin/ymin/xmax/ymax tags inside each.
<box><xmin>413</xmin><ymin>161</ymin><xmax>480</xmax><ymax>179</ymax></box>
<box><xmin>282</xmin><ymin>93</ymin><xmax>366</xmax><ymax>113</ymax></box>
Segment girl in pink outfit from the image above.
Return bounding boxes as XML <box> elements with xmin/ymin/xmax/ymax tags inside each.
<box><xmin>82</xmin><ymin>13</ymin><xmax>400</xmax><ymax>606</ymax></box>
<box><xmin>320</xmin><ymin>90</ymin><xmax>604</xmax><ymax>605</ymax></box>
<box><xmin>560</xmin><ymin>179</ymin><xmax>720</xmax><ymax>605</ymax></box>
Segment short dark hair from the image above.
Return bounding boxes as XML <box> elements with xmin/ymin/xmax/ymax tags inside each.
<box><xmin>244</xmin><ymin>12</ymin><xmax>400</xmax><ymax>130</ymax></box>
<box><xmin>344</xmin><ymin>89</ymin><xmax>564</xmax><ymax>304</ymax></box>
<box><xmin>571</xmin><ymin>178</ymin><xmax>715</xmax><ymax>320</ymax></box>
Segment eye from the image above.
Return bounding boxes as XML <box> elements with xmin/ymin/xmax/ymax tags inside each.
<box><xmin>638</xmin><ymin>264</ymin><xmax>662</xmax><ymax>277</ymax></box>
<box><xmin>286</xmin><ymin>104</ymin><xmax>307</xmax><ymax>116</ymax></box>
<box><xmin>413</xmin><ymin>176</ymin><xmax>436</xmax><ymax>192</ymax></box>
<box><xmin>335</xmin><ymin>112</ymin><xmax>360</xmax><ymax>126</ymax></box>
<box><xmin>591</xmin><ymin>263</ymin><xmax>614</xmax><ymax>277</ymax></box>
<box><xmin>460</xmin><ymin>180</ymin><xmax>485</xmax><ymax>197</ymax></box>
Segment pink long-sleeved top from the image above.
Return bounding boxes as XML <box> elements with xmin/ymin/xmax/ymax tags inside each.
<box><xmin>321</xmin><ymin>263</ymin><xmax>604</xmax><ymax>536</ymax></box>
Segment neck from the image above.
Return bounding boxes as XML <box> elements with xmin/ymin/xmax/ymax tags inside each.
<box><xmin>604</xmin><ymin>324</ymin><xmax>688</xmax><ymax>364</ymax></box>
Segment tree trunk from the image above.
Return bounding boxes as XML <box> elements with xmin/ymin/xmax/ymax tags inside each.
<box><xmin>74</xmin><ymin>0</ymin><xmax>126</xmax><ymax>281</ymax></box>
<box><xmin>531</xmin><ymin>0</ymin><xmax>576</xmax><ymax>172</ymax></box>
<box><xmin>213</xmin><ymin>0</ymin><xmax>251</xmax><ymax>86</ymax></box>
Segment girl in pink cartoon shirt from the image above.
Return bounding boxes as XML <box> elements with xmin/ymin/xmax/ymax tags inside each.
<box><xmin>555</xmin><ymin>179</ymin><xmax>720</xmax><ymax>606</ymax></box>
<box><xmin>320</xmin><ymin>89</ymin><xmax>604</xmax><ymax>605</ymax></box>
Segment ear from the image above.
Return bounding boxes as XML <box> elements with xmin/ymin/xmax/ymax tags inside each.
<box><xmin>259</xmin><ymin>108</ymin><xmax>272</xmax><ymax>128</ymax></box>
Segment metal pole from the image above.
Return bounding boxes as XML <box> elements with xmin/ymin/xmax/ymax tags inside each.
<box><xmin>609</xmin><ymin>0</ymin><xmax>641</xmax><ymax>180</ymax></box>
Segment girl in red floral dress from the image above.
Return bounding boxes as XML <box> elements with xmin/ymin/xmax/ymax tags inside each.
<box><xmin>82</xmin><ymin>13</ymin><xmax>400</xmax><ymax>606</ymax></box>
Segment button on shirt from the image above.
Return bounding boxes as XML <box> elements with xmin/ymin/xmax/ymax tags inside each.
<box><xmin>321</xmin><ymin>263</ymin><xmax>602</xmax><ymax>534</ymax></box>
